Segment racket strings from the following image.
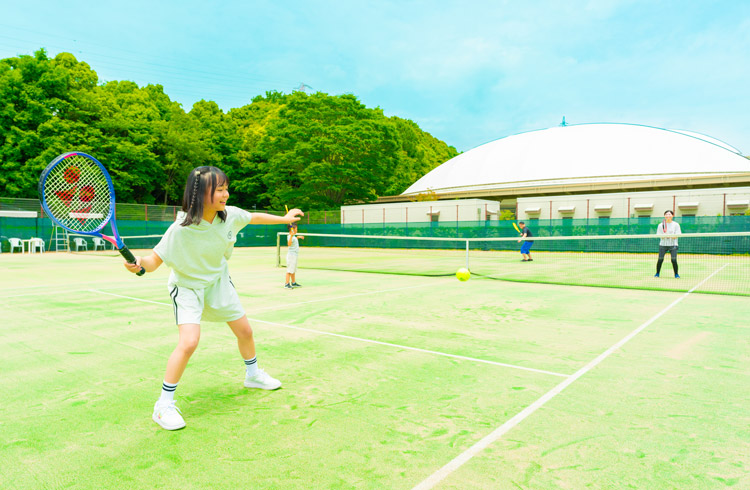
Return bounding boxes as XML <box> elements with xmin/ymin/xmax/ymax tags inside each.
<box><xmin>43</xmin><ymin>154</ymin><xmax>112</xmax><ymax>232</ymax></box>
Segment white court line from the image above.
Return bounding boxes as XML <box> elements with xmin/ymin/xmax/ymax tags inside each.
<box><xmin>89</xmin><ymin>289</ymin><xmax>569</xmax><ymax>378</ymax></box>
<box><xmin>247</xmin><ymin>318</ymin><xmax>568</xmax><ymax>377</ymax></box>
<box><xmin>90</xmin><ymin>289</ymin><xmax>171</xmax><ymax>306</ymax></box>
<box><xmin>412</xmin><ymin>264</ymin><xmax>728</xmax><ymax>490</ymax></box>
<box><xmin>0</xmin><ymin>279</ymin><xmax>164</xmax><ymax>298</ymax></box>
<box><xmin>246</xmin><ymin>283</ymin><xmax>441</xmax><ymax>313</ymax></box>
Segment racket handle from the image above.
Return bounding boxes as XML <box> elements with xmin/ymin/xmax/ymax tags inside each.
<box><xmin>119</xmin><ymin>245</ymin><xmax>146</xmax><ymax>276</ymax></box>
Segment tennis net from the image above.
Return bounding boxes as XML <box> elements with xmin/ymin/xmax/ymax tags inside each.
<box><xmin>276</xmin><ymin>231</ymin><xmax>750</xmax><ymax>296</ymax></box>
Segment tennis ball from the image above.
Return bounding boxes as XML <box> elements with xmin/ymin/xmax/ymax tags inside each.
<box><xmin>456</xmin><ymin>268</ymin><xmax>470</xmax><ymax>282</ymax></box>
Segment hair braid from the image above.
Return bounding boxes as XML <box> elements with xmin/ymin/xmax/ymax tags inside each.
<box><xmin>190</xmin><ymin>170</ymin><xmax>200</xmax><ymax>211</ymax></box>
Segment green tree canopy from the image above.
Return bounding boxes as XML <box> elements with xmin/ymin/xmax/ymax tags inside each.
<box><xmin>0</xmin><ymin>50</ymin><xmax>457</xmax><ymax>210</ymax></box>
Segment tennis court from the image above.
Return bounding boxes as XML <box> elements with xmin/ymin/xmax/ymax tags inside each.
<box><xmin>1</xmin><ymin>246</ymin><xmax>748</xmax><ymax>489</ymax></box>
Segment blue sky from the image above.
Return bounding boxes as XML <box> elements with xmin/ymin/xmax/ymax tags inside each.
<box><xmin>2</xmin><ymin>0</ymin><xmax>750</xmax><ymax>155</ymax></box>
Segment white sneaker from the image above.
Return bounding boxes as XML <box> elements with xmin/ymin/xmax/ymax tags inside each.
<box><xmin>152</xmin><ymin>400</ymin><xmax>186</xmax><ymax>430</ymax></box>
<box><xmin>244</xmin><ymin>368</ymin><xmax>282</xmax><ymax>390</ymax></box>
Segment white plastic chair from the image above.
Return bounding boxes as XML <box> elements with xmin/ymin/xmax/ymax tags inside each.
<box><xmin>29</xmin><ymin>237</ymin><xmax>45</xmax><ymax>253</ymax></box>
<box><xmin>92</xmin><ymin>237</ymin><xmax>107</xmax><ymax>251</ymax></box>
<box><xmin>73</xmin><ymin>237</ymin><xmax>88</xmax><ymax>251</ymax></box>
<box><xmin>9</xmin><ymin>238</ymin><xmax>22</xmax><ymax>253</ymax></box>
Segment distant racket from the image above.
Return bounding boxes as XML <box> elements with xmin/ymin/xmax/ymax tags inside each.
<box><xmin>38</xmin><ymin>151</ymin><xmax>145</xmax><ymax>276</ymax></box>
<box><xmin>513</xmin><ymin>222</ymin><xmax>521</xmax><ymax>234</ymax></box>
<box><xmin>285</xmin><ymin>205</ymin><xmax>289</xmax><ymax>214</ymax></box>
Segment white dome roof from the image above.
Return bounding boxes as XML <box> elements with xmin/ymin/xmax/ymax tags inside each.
<box><xmin>403</xmin><ymin>123</ymin><xmax>750</xmax><ymax>196</ymax></box>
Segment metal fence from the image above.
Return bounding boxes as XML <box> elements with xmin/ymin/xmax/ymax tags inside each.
<box><xmin>0</xmin><ymin>197</ymin><xmax>342</xmax><ymax>224</ymax></box>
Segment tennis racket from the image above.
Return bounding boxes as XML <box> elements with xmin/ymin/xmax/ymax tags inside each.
<box><xmin>38</xmin><ymin>151</ymin><xmax>145</xmax><ymax>276</ymax></box>
<box><xmin>513</xmin><ymin>222</ymin><xmax>521</xmax><ymax>234</ymax></box>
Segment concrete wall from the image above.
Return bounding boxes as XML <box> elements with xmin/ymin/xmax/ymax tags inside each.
<box><xmin>341</xmin><ymin>199</ymin><xmax>502</xmax><ymax>224</ymax></box>
<box><xmin>517</xmin><ymin>187</ymin><xmax>750</xmax><ymax>220</ymax></box>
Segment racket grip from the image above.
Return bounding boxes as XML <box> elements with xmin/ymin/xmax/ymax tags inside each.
<box><xmin>119</xmin><ymin>246</ymin><xmax>146</xmax><ymax>276</ymax></box>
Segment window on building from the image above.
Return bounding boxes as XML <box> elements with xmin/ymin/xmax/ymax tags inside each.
<box><xmin>681</xmin><ymin>214</ymin><xmax>696</xmax><ymax>223</ymax></box>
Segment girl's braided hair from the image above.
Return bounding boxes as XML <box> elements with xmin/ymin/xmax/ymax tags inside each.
<box><xmin>180</xmin><ymin>166</ymin><xmax>228</xmax><ymax>226</ymax></box>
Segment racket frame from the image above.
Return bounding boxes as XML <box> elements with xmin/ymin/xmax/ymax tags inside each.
<box><xmin>39</xmin><ymin>151</ymin><xmax>144</xmax><ymax>275</ymax></box>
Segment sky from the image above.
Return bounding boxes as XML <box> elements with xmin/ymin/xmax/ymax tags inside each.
<box><xmin>2</xmin><ymin>0</ymin><xmax>750</xmax><ymax>155</ymax></box>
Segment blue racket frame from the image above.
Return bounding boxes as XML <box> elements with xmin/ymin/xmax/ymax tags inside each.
<box><xmin>39</xmin><ymin>151</ymin><xmax>144</xmax><ymax>275</ymax></box>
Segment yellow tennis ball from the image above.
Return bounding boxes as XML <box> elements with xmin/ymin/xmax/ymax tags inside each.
<box><xmin>456</xmin><ymin>268</ymin><xmax>470</xmax><ymax>282</ymax></box>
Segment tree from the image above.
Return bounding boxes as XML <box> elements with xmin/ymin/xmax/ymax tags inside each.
<box><xmin>257</xmin><ymin>92</ymin><xmax>400</xmax><ymax>209</ymax></box>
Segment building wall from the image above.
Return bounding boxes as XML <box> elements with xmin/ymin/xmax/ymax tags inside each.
<box><xmin>341</xmin><ymin>199</ymin><xmax>502</xmax><ymax>224</ymax></box>
<box><xmin>517</xmin><ymin>187</ymin><xmax>750</xmax><ymax>220</ymax></box>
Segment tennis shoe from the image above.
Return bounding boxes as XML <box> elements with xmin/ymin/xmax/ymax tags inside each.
<box><xmin>291</xmin><ymin>282</ymin><xmax>302</xmax><ymax>287</ymax></box>
<box><xmin>284</xmin><ymin>283</ymin><xmax>293</xmax><ymax>289</ymax></box>
<box><xmin>244</xmin><ymin>368</ymin><xmax>282</xmax><ymax>390</ymax></box>
<box><xmin>152</xmin><ymin>400</ymin><xmax>186</xmax><ymax>430</ymax></box>
<box><xmin>654</xmin><ymin>274</ymin><xmax>660</xmax><ymax>278</ymax></box>
<box><xmin>527</xmin><ymin>259</ymin><xmax>533</xmax><ymax>261</ymax></box>
<box><xmin>675</xmin><ymin>274</ymin><xmax>680</xmax><ymax>279</ymax></box>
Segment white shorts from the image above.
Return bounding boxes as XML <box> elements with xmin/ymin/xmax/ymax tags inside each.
<box><xmin>168</xmin><ymin>272</ymin><xmax>245</xmax><ymax>325</ymax></box>
<box><xmin>286</xmin><ymin>252</ymin><xmax>298</xmax><ymax>273</ymax></box>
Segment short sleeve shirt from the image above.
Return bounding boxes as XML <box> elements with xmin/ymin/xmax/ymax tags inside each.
<box><xmin>522</xmin><ymin>227</ymin><xmax>534</xmax><ymax>243</ymax></box>
<box><xmin>288</xmin><ymin>235</ymin><xmax>300</xmax><ymax>255</ymax></box>
<box><xmin>154</xmin><ymin>206</ymin><xmax>253</xmax><ymax>288</ymax></box>
<box><xmin>657</xmin><ymin>221</ymin><xmax>681</xmax><ymax>247</ymax></box>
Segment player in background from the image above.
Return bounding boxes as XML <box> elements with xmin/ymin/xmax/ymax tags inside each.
<box><xmin>517</xmin><ymin>221</ymin><xmax>534</xmax><ymax>262</ymax></box>
<box><xmin>284</xmin><ymin>223</ymin><xmax>304</xmax><ymax>289</ymax></box>
<box><xmin>655</xmin><ymin>209</ymin><xmax>681</xmax><ymax>278</ymax></box>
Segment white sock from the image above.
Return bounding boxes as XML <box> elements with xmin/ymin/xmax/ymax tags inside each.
<box><xmin>244</xmin><ymin>357</ymin><xmax>258</xmax><ymax>377</ymax></box>
<box><xmin>159</xmin><ymin>381</ymin><xmax>177</xmax><ymax>403</ymax></box>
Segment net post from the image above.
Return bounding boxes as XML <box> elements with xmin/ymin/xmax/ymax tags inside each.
<box><xmin>276</xmin><ymin>232</ymin><xmax>281</xmax><ymax>267</ymax></box>
<box><xmin>465</xmin><ymin>239</ymin><xmax>469</xmax><ymax>269</ymax></box>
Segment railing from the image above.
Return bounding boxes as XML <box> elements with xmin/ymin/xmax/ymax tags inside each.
<box><xmin>0</xmin><ymin>197</ymin><xmax>342</xmax><ymax>224</ymax></box>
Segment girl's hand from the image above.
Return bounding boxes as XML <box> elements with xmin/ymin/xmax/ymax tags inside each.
<box><xmin>124</xmin><ymin>256</ymin><xmax>143</xmax><ymax>274</ymax></box>
<box><xmin>285</xmin><ymin>208</ymin><xmax>304</xmax><ymax>224</ymax></box>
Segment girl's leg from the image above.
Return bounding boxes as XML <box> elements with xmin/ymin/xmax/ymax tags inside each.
<box><xmin>285</xmin><ymin>272</ymin><xmax>291</xmax><ymax>285</ymax></box>
<box><xmin>164</xmin><ymin>323</ymin><xmax>201</xmax><ymax>383</ymax></box>
<box><xmin>228</xmin><ymin>315</ymin><xmax>281</xmax><ymax>390</ymax></box>
<box><xmin>291</xmin><ymin>272</ymin><xmax>296</xmax><ymax>283</ymax></box>
<box><xmin>154</xmin><ymin>323</ymin><xmax>199</xmax><ymax>430</ymax></box>
<box><xmin>656</xmin><ymin>247</ymin><xmax>666</xmax><ymax>275</ymax></box>
<box><xmin>227</xmin><ymin>315</ymin><xmax>256</xmax><ymax>360</ymax></box>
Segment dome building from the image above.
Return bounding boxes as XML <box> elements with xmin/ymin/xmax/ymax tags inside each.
<box><xmin>354</xmin><ymin>123</ymin><xmax>750</xmax><ymax>223</ymax></box>
<box><xmin>401</xmin><ymin>123</ymin><xmax>749</xmax><ymax>199</ymax></box>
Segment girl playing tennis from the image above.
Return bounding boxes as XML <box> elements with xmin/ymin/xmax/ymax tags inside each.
<box><xmin>124</xmin><ymin>166</ymin><xmax>302</xmax><ymax>430</ymax></box>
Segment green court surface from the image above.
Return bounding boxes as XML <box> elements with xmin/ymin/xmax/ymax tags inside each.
<box><xmin>1</xmin><ymin>248</ymin><xmax>748</xmax><ymax>489</ymax></box>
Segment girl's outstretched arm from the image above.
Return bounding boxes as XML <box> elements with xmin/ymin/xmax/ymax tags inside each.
<box><xmin>124</xmin><ymin>252</ymin><xmax>163</xmax><ymax>274</ymax></box>
<box><xmin>251</xmin><ymin>209</ymin><xmax>303</xmax><ymax>225</ymax></box>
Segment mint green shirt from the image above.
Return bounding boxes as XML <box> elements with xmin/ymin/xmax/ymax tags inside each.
<box><xmin>154</xmin><ymin>206</ymin><xmax>253</xmax><ymax>288</ymax></box>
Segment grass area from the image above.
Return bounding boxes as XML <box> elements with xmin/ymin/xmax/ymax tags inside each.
<box><xmin>1</xmin><ymin>248</ymin><xmax>748</xmax><ymax>489</ymax></box>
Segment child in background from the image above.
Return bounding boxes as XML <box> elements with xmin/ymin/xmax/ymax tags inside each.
<box><xmin>124</xmin><ymin>166</ymin><xmax>303</xmax><ymax>430</ymax></box>
<box><xmin>285</xmin><ymin>223</ymin><xmax>303</xmax><ymax>289</ymax></box>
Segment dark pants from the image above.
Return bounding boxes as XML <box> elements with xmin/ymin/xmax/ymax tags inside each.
<box><xmin>656</xmin><ymin>245</ymin><xmax>678</xmax><ymax>275</ymax></box>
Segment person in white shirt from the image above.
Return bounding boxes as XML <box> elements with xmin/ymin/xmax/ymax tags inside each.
<box><xmin>655</xmin><ymin>210</ymin><xmax>681</xmax><ymax>279</ymax></box>
<box><xmin>284</xmin><ymin>223</ymin><xmax>304</xmax><ymax>289</ymax></box>
<box><xmin>124</xmin><ymin>166</ymin><xmax>303</xmax><ymax>430</ymax></box>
